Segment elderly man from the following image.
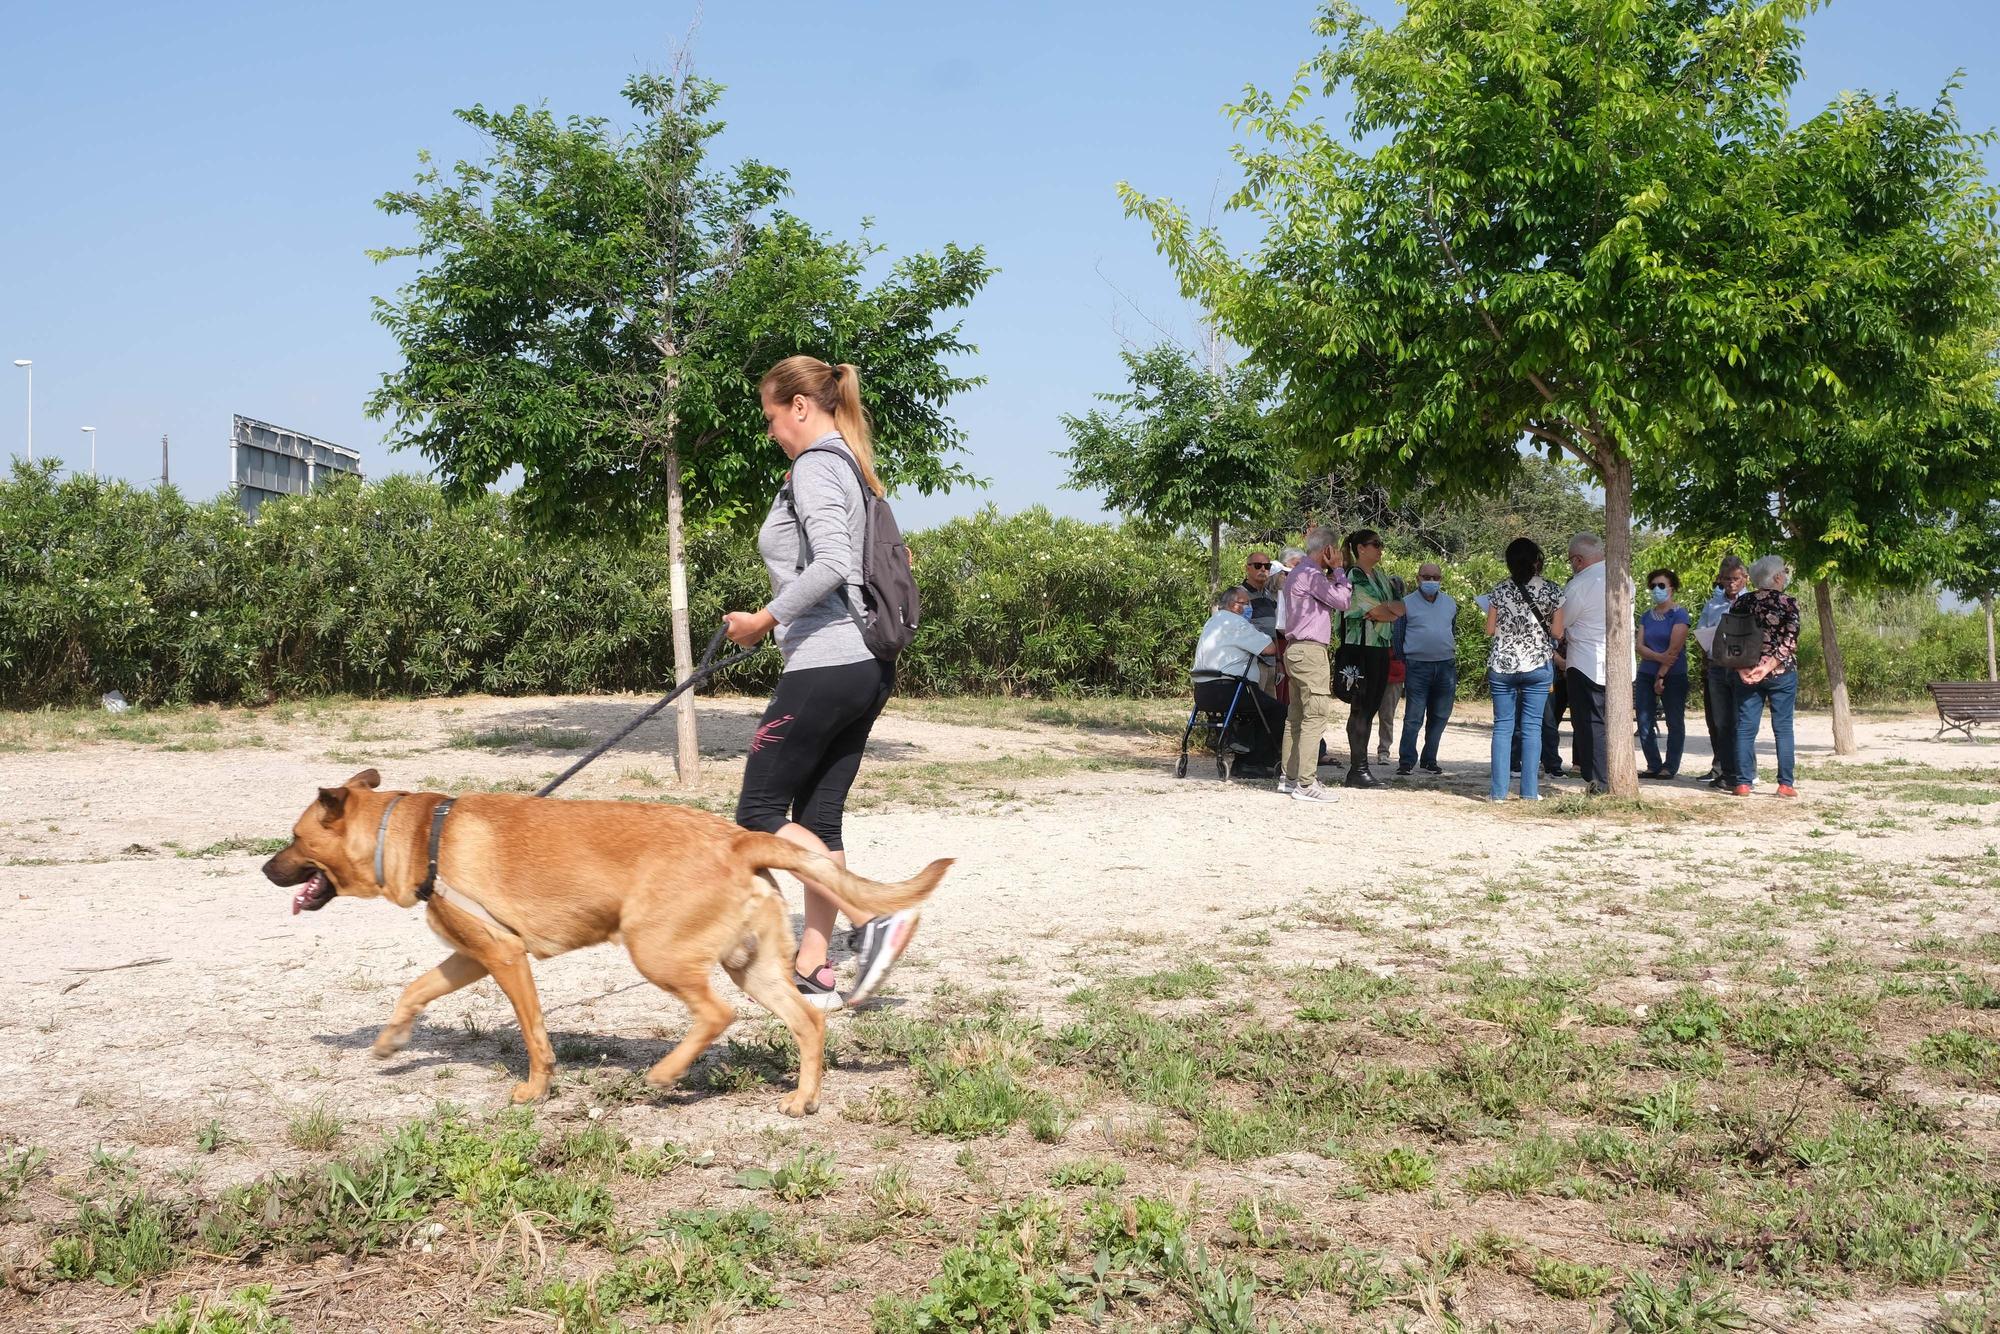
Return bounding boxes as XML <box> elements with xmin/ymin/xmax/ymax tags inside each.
<box><xmin>1395</xmin><ymin>561</ymin><xmax>1458</xmax><ymax>776</ymax></box>
<box><xmin>1694</xmin><ymin>554</ymin><xmax>1749</xmax><ymax>789</ymax></box>
<box><xmin>1191</xmin><ymin>586</ymin><xmax>1282</xmax><ymax>776</ymax></box>
<box><xmin>1277</xmin><ymin>527</ymin><xmax>1351</xmax><ymax>801</ymax></box>
<box><xmin>1270</xmin><ymin>546</ymin><xmax>1306</xmax><ymax>635</ymax></box>
<box><xmin>1233</xmin><ymin>551</ymin><xmax>1282</xmax><ymax>635</ymax></box>
<box><xmin>1551</xmin><ymin>532</ymin><xmax>1633</xmax><ymax>793</ymax></box>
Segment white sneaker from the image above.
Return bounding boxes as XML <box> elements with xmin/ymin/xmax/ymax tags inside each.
<box><xmin>1291</xmin><ymin>781</ymin><xmax>1338</xmax><ymax>803</ymax></box>
<box><xmin>1277</xmin><ymin>777</ymin><xmax>1297</xmax><ymax>795</ymax></box>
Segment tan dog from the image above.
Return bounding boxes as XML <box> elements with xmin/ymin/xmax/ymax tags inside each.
<box><xmin>262</xmin><ymin>769</ymin><xmax>949</xmax><ymax>1115</ymax></box>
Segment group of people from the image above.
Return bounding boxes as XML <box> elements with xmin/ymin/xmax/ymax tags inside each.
<box><xmin>1190</xmin><ymin>529</ymin><xmax>1804</xmax><ymax>804</ymax></box>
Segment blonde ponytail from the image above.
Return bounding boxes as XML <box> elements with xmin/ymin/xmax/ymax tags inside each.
<box><xmin>759</xmin><ymin>355</ymin><xmax>886</xmax><ymax>497</ymax></box>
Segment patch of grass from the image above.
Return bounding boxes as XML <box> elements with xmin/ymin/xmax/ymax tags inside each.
<box><xmin>533</xmin><ymin>1207</ymin><xmax>799</xmax><ymax>1327</ymax></box>
<box><xmin>1463</xmin><ymin>1132</ymin><xmax>1567</xmax><ymax>1197</ymax></box>
<box><xmin>1104</xmin><ymin>961</ymin><xmax>1224</xmax><ymax>1001</ymax></box>
<box><xmin>1613</xmin><ymin>1271</ymin><xmax>1749</xmax><ymax>1332</ymax></box>
<box><xmin>1</xmin><ymin>1144</ymin><xmax>46</xmax><ymax>1207</ymax></box>
<box><xmin>853</xmin><ymin>1011</ymin><xmax>1063</xmax><ymax>1141</ymax></box>
<box><xmin>1916</xmin><ymin>1028</ymin><xmax>2000</xmax><ymax>1087</ymax></box>
<box><xmin>868</xmin><ymin>1165</ymin><xmax>932</xmax><ymax>1218</ymax></box>
<box><xmin>137</xmin><ymin>1285</ymin><xmax>294</xmax><ymax>1333</ymax></box>
<box><xmin>1049</xmin><ymin>1157</ymin><xmax>1127</xmax><ymax>1190</ymax></box>
<box><xmin>1529</xmin><ymin>1254</ymin><xmax>1616</xmax><ymax>1299</ymax></box>
<box><xmin>1289</xmin><ymin>963</ymin><xmax>1406</xmax><ymax>1022</ymax></box>
<box><xmin>1354</xmin><ymin>1145</ymin><xmax>1435</xmax><ymax>1192</ymax></box>
<box><xmin>446</xmin><ymin>725</ymin><xmax>592</xmax><ymax>750</ymax></box>
<box><xmin>872</xmin><ymin>1198</ymin><xmax>1076</xmax><ymax>1332</ymax></box>
<box><xmin>284</xmin><ymin>1104</ymin><xmax>343</xmax><ymax>1151</ymax></box>
<box><xmin>735</xmin><ymin>1147</ymin><xmax>840</xmax><ymax>1203</ymax></box>
<box><xmin>178</xmin><ymin>835</ymin><xmax>291</xmax><ymax>860</ymax></box>
<box><xmin>195</xmin><ymin>1120</ymin><xmax>234</xmax><ymax>1155</ymax></box>
<box><xmin>46</xmin><ymin>1191</ymin><xmax>181</xmax><ymax>1285</ymax></box>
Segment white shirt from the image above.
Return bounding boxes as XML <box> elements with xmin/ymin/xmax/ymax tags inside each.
<box><xmin>1192</xmin><ymin>611</ymin><xmax>1273</xmax><ymax>683</ymax></box>
<box><xmin>1272</xmin><ymin>561</ymin><xmax>1301</xmax><ymax>634</ymax></box>
<box><xmin>1560</xmin><ymin>560</ymin><xmax>1635</xmax><ymax>686</ymax></box>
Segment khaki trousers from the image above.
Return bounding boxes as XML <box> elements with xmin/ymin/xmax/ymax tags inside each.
<box><xmin>1282</xmin><ymin>640</ymin><xmax>1333</xmax><ymax>784</ymax></box>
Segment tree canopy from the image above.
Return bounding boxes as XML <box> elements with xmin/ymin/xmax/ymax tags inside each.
<box><xmin>368</xmin><ymin>71</ymin><xmax>993</xmax><ymax>540</ymax></box>
<box><xmin>1058</xmin><ymin>343</ymin><xmax>1294</xmax><ymax>592</ymax></box>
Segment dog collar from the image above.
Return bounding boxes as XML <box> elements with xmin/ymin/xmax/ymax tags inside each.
<box><xmin>416</xmin><ymin>798</ymin><xmax>455</xmax><ymax>902</ymax></box>
<box><xmin>372</xmin><ymin>793</ymin><xmax>410</xmax><ymax>888</ymax></box>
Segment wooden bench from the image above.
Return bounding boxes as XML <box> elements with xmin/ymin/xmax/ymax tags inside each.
<box><xmin>1927</xmin><ymin>682</ymin><xmax>2000</xmax><ymax>741</ymax></box>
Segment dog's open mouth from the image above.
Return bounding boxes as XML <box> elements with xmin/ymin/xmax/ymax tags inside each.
<box><xmin>291</xmin><ymin>870</ymin><xmax>336</xmax><ymax>914</ymax></box>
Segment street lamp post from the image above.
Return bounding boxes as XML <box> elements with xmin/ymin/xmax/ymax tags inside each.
<box><xmin>81</xmin><ymin>426</ymin><xmax>97</xmax><ymax>478</ymax></box>
<box><xmin>10</xmin><ymin>360</ymin><xmax>29</xmax><ymax>461</ymax></box>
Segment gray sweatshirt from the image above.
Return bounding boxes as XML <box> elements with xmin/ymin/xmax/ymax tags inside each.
<box><xmin>758</xmin><ymin>433</ymin><xmax>873</xmax><ymax>670</ymax></box>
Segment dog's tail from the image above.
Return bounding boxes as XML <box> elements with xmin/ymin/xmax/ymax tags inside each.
<box><xmin>734</xmin><ymin>833</ymin><xmax>952</xmax><ymax>920</ymax></box>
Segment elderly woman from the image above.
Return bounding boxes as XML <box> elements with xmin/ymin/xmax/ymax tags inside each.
<box><xmin>1731</xmin><ymin>555</ymin><xmax>1802</xmax><ymax>798</ymax></box>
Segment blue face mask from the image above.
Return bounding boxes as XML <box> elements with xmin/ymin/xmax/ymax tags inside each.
<box><xmin>1419</xmin><ymin>580</ymin><xmax>1441</xmax><ymax>597</ymax></box>
<box><xmin>1239</xmin><ymin>604</ymin><xmax>1254</xmax><ymax>620</ymax></box>
<box><xmin>1650</xmin><ymin>585</ymin><xmax>1671</xmax><ymax>605</ymax></box>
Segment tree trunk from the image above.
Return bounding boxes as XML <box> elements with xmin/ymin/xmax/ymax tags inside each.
<box><xmin>665</xmin><ymin>445</ymin><xmax>700</xmax><ymax>783</ymax></box>
<box><xmin>1812</xmin><ymin>577</ymin><xmax>1856</xmax><ymax>756</ymax></box>
<box><xmin>1984</xmin><ymin>594</ymin><xmax>1997</xmax><ymax>683</ymax></box>
<box><xmin>1600</xmin><ymin>454</ymin><xmax>1640</xmax><ymax>798</ymax></box>
<box><xmin>1209</xmin><ymin>519</ymin><xmax>1222</xmax><ymax>600</ymax></box>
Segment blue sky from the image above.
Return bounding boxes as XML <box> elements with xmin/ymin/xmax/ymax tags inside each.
<box><xmin>3</xmin><ymin>1</ymin><xmax>1995</xmax><ymax>528</ymax></box>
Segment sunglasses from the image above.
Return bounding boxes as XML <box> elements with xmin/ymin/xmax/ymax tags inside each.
<box><xmin>1649</xmin><ymin>583</ymin><xmax>1671</xmax><ymax>591</ymax></box>
<box><xmin>1247</xmin><ymin>561</ymin><xmax>1271</xmax><ymax>570</ymax></box>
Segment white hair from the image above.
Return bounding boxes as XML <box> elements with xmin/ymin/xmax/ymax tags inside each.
<box><xmin>1279</xmin><ymin>546</ymin><xmax>1306</xmax><ymax>564</ymax></box>
<box><xmin>1304</xmin><ymin>528</ymin><xmax>1336</xmax><ymax>558</ymax></box>
<box><xmin>1568</xmin><ymin>532</ymin><xmax>1604</xmax><ymax>561</ymax></box>
<box><xmin>1749</xmin><ymin>554</ymin><xmax>1789</xmax><ymax>590</ymax></box>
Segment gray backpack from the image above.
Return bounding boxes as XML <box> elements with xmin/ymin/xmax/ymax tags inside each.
<box><xmin>784</xmin><ymin>445</ymin><xmax>921</xmax><ymax>662</ymax></box>
<box><xmin>1712</xmin><ymin>602</ymin><xmax>1764</xmax><ymax>669</ymax></box>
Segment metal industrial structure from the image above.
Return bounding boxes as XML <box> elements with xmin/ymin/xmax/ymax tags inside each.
<box><xmin>230</xmin><ymin>415</ymin><xmax>361</xmax><ymax>516</ymax></box>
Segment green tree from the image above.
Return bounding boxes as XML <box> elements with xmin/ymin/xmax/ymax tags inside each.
<box><xmin>1945</xmin><ymin>500</ymin><xmax>2000</xmax><ymax>682</ymax></box>
<box><xmin>1119</xmin><ymin>0</ymin><xmax>1992</xmax><ymax>794</ymax></box>
<box><xmin>368</xmin><ymin>66</ymin><xmax>991</xmax><ymax>778</ymax></box>
<box><xmin>1058</xmin><ymin>343</ymin><xmax>1294</xmax><ymax>595</ymax></box>
<box><xmin>1643</xmin><ymin>92</ymin><xmax>2000</xmax><ymax>752</ymax></box>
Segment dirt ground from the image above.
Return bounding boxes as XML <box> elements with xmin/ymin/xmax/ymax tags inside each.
<box><xmin>2</xmin><ymin>689</ymin><xmax>1997</xmax><ymax>1332</ymax></box>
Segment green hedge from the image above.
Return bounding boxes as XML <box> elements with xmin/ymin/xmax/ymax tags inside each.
<box><xmin>0</xmin><ymin>464</ymin><xmax>1983</xmax><ymax>708</ymax></box>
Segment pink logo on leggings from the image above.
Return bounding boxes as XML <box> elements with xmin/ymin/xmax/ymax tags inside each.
<box><xmin>752</xmin><ymin>714</ymin><xmax>794</xmax><ymax>753</ymax></box>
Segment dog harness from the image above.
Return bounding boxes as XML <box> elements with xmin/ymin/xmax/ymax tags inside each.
<box><xmin>370</xmin><ymin>794</ymin><xmax>526</xmax><ymax>946</ymax></box>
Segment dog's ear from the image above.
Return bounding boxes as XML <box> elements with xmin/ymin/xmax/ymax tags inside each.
<box><xmin>317</xmin><ymin>786</ymin><xmax>349</xmax><ymax>821</ymax></box>
<box><xmin>346</xmin><ymin>768</ymin><xmax>382</xmax><ymax>791</ymax></box>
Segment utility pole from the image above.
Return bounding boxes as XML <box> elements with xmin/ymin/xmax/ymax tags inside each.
<box><xmin>161</xmin><ymin>433</ymin><xmax>169</xmax><ymax>487</ymax></box>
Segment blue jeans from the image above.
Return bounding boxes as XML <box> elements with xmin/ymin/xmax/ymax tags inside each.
<box><xmin>1399</xmin><ymin>659</ymin><xmax>1458</xmax><ymax>769</ymax></box>
<box><xmin>1735</xmin><ymin>667</ymin><xmax>1797</xmax><ymax>788</ymax></box>
<box><xmin>1489</xmin><ymin>662</ymin><xmax>1554</xmax><ymax>800</ymax></box>
<box><xmin>1636</xmin><ymin>672</ymin><xmax>1689</xmax><ymax>775</ymax></box>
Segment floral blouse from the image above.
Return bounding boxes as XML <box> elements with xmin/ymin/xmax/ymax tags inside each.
<box><xmin>1730</xmin><ymin>588</ymin><xmax>1801</xmax><ymax>672</ymax></box>
<box><xmin>1487</xmin><ymin>576</ymin><xmax>1563</xmax><ymax>674</ymax></box>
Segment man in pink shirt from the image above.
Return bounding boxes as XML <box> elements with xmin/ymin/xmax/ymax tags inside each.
<box><xmin>1279</xmin><ymin>528</ymin><xmax>1351</xmax><ymax>802</ymax></box>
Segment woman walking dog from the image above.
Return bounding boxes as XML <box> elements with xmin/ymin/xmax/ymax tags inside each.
<box><xmin>722</xmin><ymin>356</ymin><xmax>919</xmax><ymax>1011</ymax></box>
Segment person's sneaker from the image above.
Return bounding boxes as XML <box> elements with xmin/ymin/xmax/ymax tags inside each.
<box><xmin>1640</xmin><ymin>770</ymin><xmax>1670</xmax><ymax>780</ymax></box>
<box><xmin>1776</xmin><ymin>783</ymin><xmax>1798</xmax><ymax>798</ymax></box>
<box><xmin>845</xmin><ymin>909</ymin><xmax>921</xmax><ymax>1009</ymax></box>
<box><xmin>1277</xmin><ymin>777</ymin><xmax>1297</xmax><ymax>795</ymax></box>
<box><xmin>1375</xmin><ymin>748</ymin><xmax>1390</xmax><ymax>764</ymax></box>
<box><xmin>1733</xmin><ymin>784</ymin><xmax>1753</xmax><ymax>797</ymax></box>
<box><xmin>1291</xmin><ymin>780</ymin><xmax>1339</xmax><ymax>803</ymax></box>
<box><xmin>1542</xmin><ymin>765</ymin><xmax>1565</xmax><ymax>779</ymax></box>
<box><xmin>1510</xmin><ymin>767</ymin><xmax>1522</xmax><ymax>779</ymax></box>
<box><xmin>1228</xmin><ymin>739</ymin><xmax>1255</xmax><ymax>755</ymax></box>
<box><xmin>1420</xmin><ymin>762</ymin><xmax>1445</xmax><ymax>776</ymax></box>
<box><xmin>794</xmin><ymin>962</ymin><xmax>845</xmax><ymax>1012</ymax></box>
<box><xmin>1395</xmin><ymin>763</ymin><xmax>1415</xmax><ymax>777</ymax></box>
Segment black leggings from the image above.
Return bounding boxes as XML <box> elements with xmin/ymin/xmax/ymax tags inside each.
<box><xmin>1342</xmin><ymin>644</ymin><xmax>1392</xmax><ymax>761</ymax></box>
<box><xmin>735</xmin><ymin>658</ymin><xmax>894</xmax><ymax>852</ymax></box>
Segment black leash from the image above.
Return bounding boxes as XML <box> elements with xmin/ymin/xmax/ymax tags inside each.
<box><xmin>534</xmin><ymin>626</ymin><xmax>763</xmax><ymax>798</ymax></box>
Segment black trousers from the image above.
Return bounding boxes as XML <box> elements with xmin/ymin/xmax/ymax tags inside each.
<box><xmin>1342</xmin><ymin>645</ymin><xmax>1393</xmax><ymax>767</ymax></box>
<box><xmin>1565</xmin><ymin>666</ymin><xmax>1609</xmax><ymax>789</ymax></box>
<box><xmin>1195</xmin><ymin>678</ymin><xmax>1281</xmax><ymax>767</ymax></box>
<box><xmin>1704</xmin><ymin>662</ymin><xmax>1740</xmax><ymax>784</ymax></box>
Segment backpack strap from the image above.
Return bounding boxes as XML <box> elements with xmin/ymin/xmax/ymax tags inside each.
<box><xmin>779</xmin><ymin>443</ymin><xmax>872</xmax><ymax>638</ymax></box>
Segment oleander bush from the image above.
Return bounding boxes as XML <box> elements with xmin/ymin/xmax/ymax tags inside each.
<box><xmin>1</xmin><ymin>462</ymin><xmax>1981</xmax><ymax>707</ymax></box>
